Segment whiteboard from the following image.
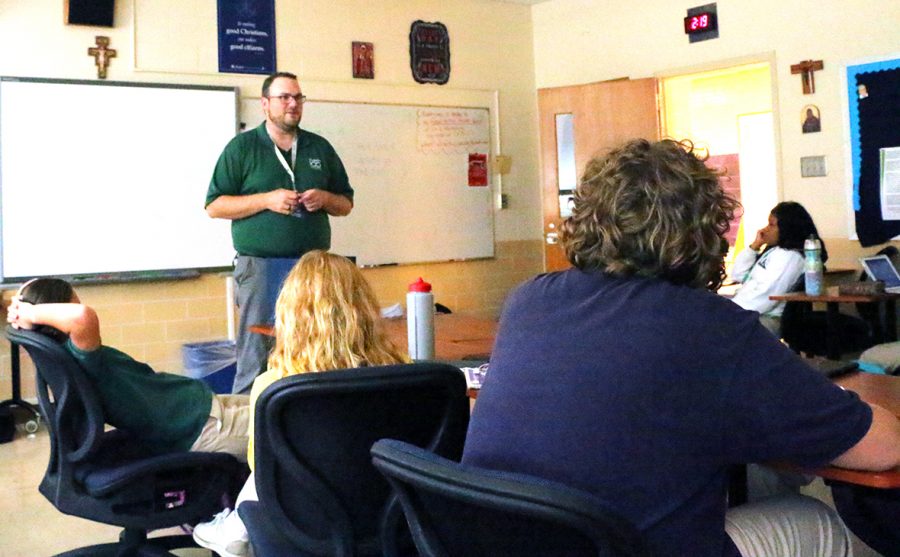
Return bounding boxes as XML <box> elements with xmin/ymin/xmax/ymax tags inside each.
<box><xmin>241</xmin><ymin>99</ymin><xmax>495</xmax><ymax>266</ymax></box>
<box><xmin>0</xmin><ymin>77</ymin><xmax>237</xmax><ymax>281</ymax></box>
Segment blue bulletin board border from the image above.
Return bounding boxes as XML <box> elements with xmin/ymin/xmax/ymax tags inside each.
<box><xmin>847</xmin><ymin>57</ymin><xmax>900</xmax><ymax>211</ymax></box>
<box><xmin>217</xmin><ymin>0</ymin><xmax>276</xmax><ymax>76</ymax></box>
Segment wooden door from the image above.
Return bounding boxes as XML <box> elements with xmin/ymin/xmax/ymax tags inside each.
<box><xmin>538</xmin><ymin>79</ymin><xmax>660</xmax><ymax>271</ymax></box>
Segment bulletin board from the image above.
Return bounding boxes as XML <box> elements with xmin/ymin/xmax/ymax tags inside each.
<box><xmin>846</xmin><ymin>57</ymin><xmax>900</xmax><ymax>246</ymax></box>
<box><xmin>241</xmin><ymin>99</ymin><xmax>495</xmax><ymax>266</ymax></box>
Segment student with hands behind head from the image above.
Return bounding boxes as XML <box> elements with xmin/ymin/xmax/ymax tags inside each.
<box><xmin>7</xmin><ymin>278</ymin><xmax>250</xmax><ymax>459</ymax></box>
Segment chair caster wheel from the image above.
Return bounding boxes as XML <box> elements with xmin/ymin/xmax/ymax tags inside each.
<box><xmin>24</xmin><ymin>419</ymin><xmax>39</xmax><ymax>434</ymax></box>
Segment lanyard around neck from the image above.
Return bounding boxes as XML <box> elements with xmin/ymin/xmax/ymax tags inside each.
<box><xmin>272</xmin><ymin>134</ymin><xmax>298</xmax><ymax>191</ymax></box>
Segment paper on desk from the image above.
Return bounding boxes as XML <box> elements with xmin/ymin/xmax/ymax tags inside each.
<box><xmin>380</xmin><ymin>303</ymin><xmax>403</xmax><ymax>318</ymax></box>
<box><xmin>461</xmin><ymin>363</ymin><xmax>489</xmax><ymax>389</ymax></box>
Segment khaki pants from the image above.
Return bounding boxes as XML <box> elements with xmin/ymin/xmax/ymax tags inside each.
<box><xmin>189</xmin><ymin>394</ymin><xmax>250</xmax><ymax>462</ymax></box>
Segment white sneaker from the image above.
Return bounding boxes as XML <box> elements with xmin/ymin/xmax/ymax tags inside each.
<box><xmin>193</xmin><ymin>508</ymin><xmax>249</xmax><ymax>557</ymax></box>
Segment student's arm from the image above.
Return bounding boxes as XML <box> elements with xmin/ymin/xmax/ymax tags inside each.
<box><xmin>730</xmin><ymin>247</ymin><xmax>760</xmax><ymax>284</ymax></box>
<box><xmin>206</xmin><ymin>189</ymin><xmax>302</xmax><ymax>219</ymax></box>
<box><xmin>298</xmin><ymin>189</ymin><xmax>353</xmax><ymax>216</ymax></box>
<box><xmin>831</xmin><ymin>403</ymin><xmax>900</xmax><ymax>471</ymax></box>
<box><xmin>6</xmin><ymin>297</ymin><xmax>101</xmax><ymax>351</ymax></box>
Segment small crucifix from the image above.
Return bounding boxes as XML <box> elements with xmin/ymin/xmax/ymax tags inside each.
<box><xmin>790</xmin><ymin>59</ymin><xmax>824</xmax><ymax>95</ymax></box>
<box><xmin>88</xmin><ymin>36</ymin><xmax>116</xmax><ymax>80</ymax></box>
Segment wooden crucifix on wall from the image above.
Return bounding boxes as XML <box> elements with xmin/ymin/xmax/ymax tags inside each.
<box><xmin>88</xmin><ymin>36</ymin><xmax>116</xmax><ymax>79</ymax></box>
<box><xmin>790</xmin><ymin>59</ymin><xmax>824</xmax><ymax>94</ymax></box>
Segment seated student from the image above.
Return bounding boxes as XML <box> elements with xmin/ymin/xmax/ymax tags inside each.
<box><xmin>730</xmin><ymin>201</ymin><xmax>826</xmax><ymax>336</ymax></box>
<box><xmin>462</xmin><ymin>139</ymin><xmax>900</xmax><ymax>557</ymax></box>
<box><xmin>7</xmin><ymin>278</ymin><xmax>250</xmax><ymax>460</ymax></box>
<box><xmin>192</xmin><ymin>250</ymin><xmax>409</xmax><ymax>557</ymax></box>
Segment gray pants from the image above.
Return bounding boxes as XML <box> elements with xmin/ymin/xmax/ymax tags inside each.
<box><xmin>725</xmin><ymin>495</ymin><xmax>853</xmax><ymax>557</ymax></box>
<box><xmin>233</xmin><ymin>255</ymin><xmax>298</xmax><ymax>394</ymax></box>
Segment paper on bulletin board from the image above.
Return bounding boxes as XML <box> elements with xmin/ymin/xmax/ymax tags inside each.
<box><xmin>880</xmin><ymin>146</ymin><xmax>900</xmax><ymax>221</ymax></box>
<box><xmin>417</xmin><ymin>109</ymin><xmax>490</xmax><ymax>154</ymax></box>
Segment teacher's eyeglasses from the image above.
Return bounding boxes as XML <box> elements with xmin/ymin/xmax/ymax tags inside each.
<box><xmin>268</xmin><ymin>93</ymin><xmax>306</xmax><ymax>104</ymax></box>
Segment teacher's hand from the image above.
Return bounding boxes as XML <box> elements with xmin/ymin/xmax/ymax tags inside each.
<box><xmin>299</xmin><ymin>189</ymin><xmax>330</xmax><ymax>213</ymax></box>
<box><xmin>266</xmin><ymin>189</ymin><xmax>302</xmax><ymax>215</ymax></box>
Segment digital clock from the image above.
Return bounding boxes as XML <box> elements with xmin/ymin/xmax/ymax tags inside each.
<box><xmin>684</xmin><ymin>12</ymin><xmax>717</xmax><ymax>34</ymax></box>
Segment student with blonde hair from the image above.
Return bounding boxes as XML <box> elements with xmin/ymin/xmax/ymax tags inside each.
<box><xmin>194</xmin><ymin>250</ymin><xmax>408</xmax><ymax>557</ymax></box>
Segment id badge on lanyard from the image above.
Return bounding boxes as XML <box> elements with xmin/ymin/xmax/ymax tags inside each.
<box><xmin>274</xmin><ymin>137</ymin><xmax>307</xmax><ymax>218</ymax></box>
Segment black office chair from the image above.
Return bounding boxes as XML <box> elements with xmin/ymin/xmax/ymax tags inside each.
<box><xmin>237</xmin><ymin>362</ymin><xmax>470</xmax><ymax>557</ymax></box>
<box><xmin>371</xmin><ymin>439</ymin><xmax>651</xmax><ymax>557</ymax></box>
<box><xmin>5</xmin><ymin>327</ymin><xmax>244</xmax><ymax>557</ymax></box>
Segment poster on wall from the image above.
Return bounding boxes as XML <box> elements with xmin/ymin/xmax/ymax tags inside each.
<box><xmin>217</xmin><ymin>0</ymin><xmax>276</xmax><ymax>75</ymax></box>
<box><xmin>409</xmin><ymin>20</ymin><xmax>450</xmax><ymax>85</ymax></box>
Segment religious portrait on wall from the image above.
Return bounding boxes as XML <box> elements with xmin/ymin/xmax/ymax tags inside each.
<box><xmin>802</xmin><ymin>104</ymin><xmax>821</xmax><ymax>134</ymax></box>
<box><xmin>352</xmin><ymin>41</ymin><xmax>374</xmax><ymax>79</ymax></box>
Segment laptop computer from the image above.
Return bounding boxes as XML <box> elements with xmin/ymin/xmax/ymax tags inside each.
<box><xmin>860</xmin><ymin>254</ymin><xmax>900</xmax><ymax>293</ymax></box>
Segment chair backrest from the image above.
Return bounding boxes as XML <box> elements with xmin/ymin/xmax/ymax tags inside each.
<box><xmin>252</xmin><ymin>362</ymin><xmax>470</xmax><ymax>556</ymax></box>
<box><xmin>5</xmin><ymin>326</ymin><xmax>241</xmax><ymax>532</ymax></box>
<box><xmin>371</xmin><ymin>439</ymin><xmax>651</xmax><ymax>557</ymax></box>
<box><xmin>5</xmin><ymin>327</ymin><xmax>106</xmax><ymax>470</ymax></box>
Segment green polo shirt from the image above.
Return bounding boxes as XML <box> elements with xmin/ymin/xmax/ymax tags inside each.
<box><xmin>66</xmin><ymin>340</ymin><xmax>213</xmax><ymax>454</ymax></box>
<box><xmin>205</xmin><ymin>123</ymin><xmax>354</xmax><ymax>258</ymax></box>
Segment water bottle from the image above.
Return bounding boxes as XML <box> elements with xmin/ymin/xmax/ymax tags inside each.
<box><xmin>406</xmin><ymin>277</ymin><xmax>435</xmax><ymax>360</ymax></box>
<box><xmin>804</xmin><ymin>235</ymin><xmax>823</xmax><ymax>296</ymax></box>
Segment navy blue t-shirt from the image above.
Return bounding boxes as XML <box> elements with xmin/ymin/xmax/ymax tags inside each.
<box><xmin>463</xmin><ymin>269</ymin><xmax>872</xmax><ymax>556</ymax></box>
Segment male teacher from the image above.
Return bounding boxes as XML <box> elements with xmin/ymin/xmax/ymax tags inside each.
<box><xmin>206</xmin><ymin>72</ymin><xmax>353</xmax><ymax>394</ymax></box>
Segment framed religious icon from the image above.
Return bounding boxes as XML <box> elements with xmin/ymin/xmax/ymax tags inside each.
<box><xmin>352</xmin><ymin>41</ymin><xmax>374</xmax><ymax>79</ymax></box>
<box><xmin>409</xmin><ymin>20</ymin><xmax>450</xmax><ymax>85</ymax></box>
<box><xmin>801</xmin><ymin>104</ymin><xmax>821</xmax><ymax>134</ymax></box>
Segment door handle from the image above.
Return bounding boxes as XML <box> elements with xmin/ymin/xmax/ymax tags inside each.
<box><xmin>545</xmin><ymin>232</ymin><xmax>559</xmax><ymax>245</ymax></box>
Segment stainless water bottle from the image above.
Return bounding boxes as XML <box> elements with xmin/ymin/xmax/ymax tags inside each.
<box><xmin>406</xmin><ymin>277</ymin><xmax>435</xmax><ymax>360</ymax></box>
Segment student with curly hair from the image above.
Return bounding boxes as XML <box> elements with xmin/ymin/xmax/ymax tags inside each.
<box><xmin>462</xmin><ymin>139</ymin><xmax>900</xmax><ymax>557</ymax></box>
<box><xmin>193</xmin><ymin>250</ymin><xmax>408</xmax><ymax>557</ymax></box>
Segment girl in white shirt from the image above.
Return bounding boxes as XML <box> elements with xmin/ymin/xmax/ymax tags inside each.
<box><xmin>731</xmin><ymin>201</ymin><xmax>827</xmax><ymax>335</ymax></box>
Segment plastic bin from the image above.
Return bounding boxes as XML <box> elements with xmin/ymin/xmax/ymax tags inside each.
<box><xmin>182</xmin><ymin>340</ymin><xmax>237</xmax><ymax>394</ymax></box>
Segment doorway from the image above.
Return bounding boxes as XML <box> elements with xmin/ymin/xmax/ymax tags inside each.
<box><xmin>537</xmin><ymin>78</ymin><xmax>659</xmax><ymax>272</ymax></box>
<box><xmin>660</xmin><ymin>62</ymin><xmax>778</xmax><ymax>267</ymax></box>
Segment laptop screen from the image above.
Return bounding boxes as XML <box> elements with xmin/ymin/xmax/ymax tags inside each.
<box><xmin>861</xmin><ymin>255</ymin><xmax>900</xmax><ymax>287</ymax></box>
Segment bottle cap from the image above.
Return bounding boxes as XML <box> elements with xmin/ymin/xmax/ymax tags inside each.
<box><xmin>408</xmin><ymin>277</ymin><xmax>432</xmax><ymax>293</ymax></box>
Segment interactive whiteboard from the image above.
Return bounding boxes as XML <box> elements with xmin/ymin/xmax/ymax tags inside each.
<box><xmin>0</xmin><ymin>77</ymin><xmax>237</xmax><ymax>281</ymax></box>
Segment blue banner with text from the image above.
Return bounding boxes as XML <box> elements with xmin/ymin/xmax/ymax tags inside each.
<box><xmin>217</xmin><ymin>0</ymin><xmax>275</xmax><ymax>75</ymax></box>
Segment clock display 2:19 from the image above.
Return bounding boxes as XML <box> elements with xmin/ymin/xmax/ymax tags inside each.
<box><xmin>684</xmin><ymin>12</ymin><xmax>716</xmax><ymax>34</ymax></box>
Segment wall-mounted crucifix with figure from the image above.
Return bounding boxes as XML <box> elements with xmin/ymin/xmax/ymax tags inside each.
<box><xmin>88</xmin><ymin>36</ymin><xmax>116</xmax><ymax>79</ymax></box>
<box><xmin>790</xmin><ymin>59</ymin><xmax>824</xmax><ymax>94</ymax></box>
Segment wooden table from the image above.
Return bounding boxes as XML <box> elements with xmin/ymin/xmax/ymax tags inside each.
<box><xmin>251</xmin><ymin>313</ymin><xmax>497</xmax><ymax>362</ymax></box>
<box><xmin>770</xmin><ymin>287</ymin><xmax>899</xmax><ymax>359</ymax></box>
<box><xmin>255</xmin><ymin>316</ymin><xmax>900</xmax><ymax>489</ymax></box>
